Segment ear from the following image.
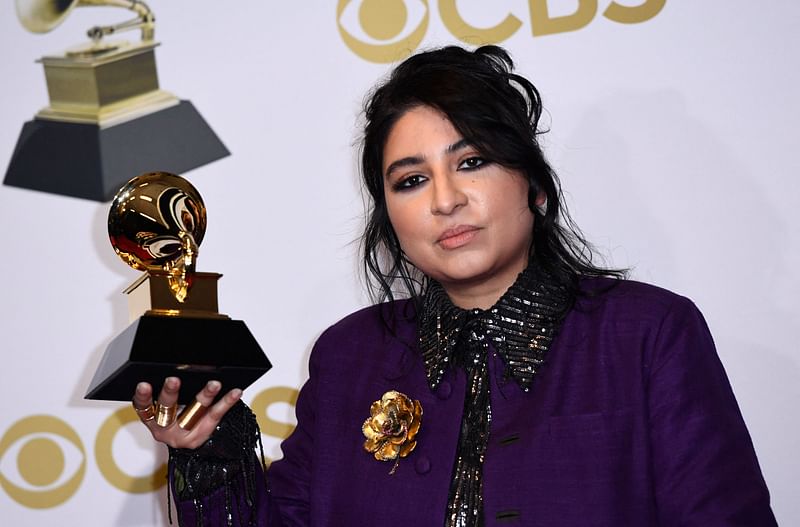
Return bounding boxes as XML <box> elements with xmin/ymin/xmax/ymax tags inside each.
<box><xmin>533</xmin><ymin>190</ymin><xmax>546</xmax><ymax>207</ymax></box>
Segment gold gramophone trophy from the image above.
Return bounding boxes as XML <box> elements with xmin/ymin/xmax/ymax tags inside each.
<box><xmin>17</xmin><ymin>0</ymin><xmax>174</xmax><ymax>126</ymax></box>
<box><xmin>4</xmin><ymin>1</ymin><xmax>229</xmax><ymax>201</ymax></box>
<box><xmin>86</xmin><ymin>172</ymin><xmax>271</xmax><ymax>404</ymax></box>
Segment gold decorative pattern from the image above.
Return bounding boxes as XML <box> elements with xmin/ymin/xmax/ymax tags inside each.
<box><xmin>362</xmin><ymin>390</ymin><xmax>422</xmax><ymax>474</ymax></box>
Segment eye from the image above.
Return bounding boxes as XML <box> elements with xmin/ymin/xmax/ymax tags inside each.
<box><xmin>0</xmin><ymin>416</ymin><xmax>86</xmax><ymax>508</ymax></box>
<box><xmin>392</xmin><ymin>174</ymin><xmax>427</xmax><ymax>191</ymax></box>
<box><xmin>458</xmin><ymin>156</ymin><xmax>487</xmax><ymax>170</ymax></box>
<box><xmin>338</xmin><ymin>0</ymin><xmax>428</xmax><ymax>45</ymax></box>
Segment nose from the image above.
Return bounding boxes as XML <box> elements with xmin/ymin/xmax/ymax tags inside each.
<box><xmin>430</xmin><ymin>173</ymin><xmax>467</xmax><ymax>215</ymax></box>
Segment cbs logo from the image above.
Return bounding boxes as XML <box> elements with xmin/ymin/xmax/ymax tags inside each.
<box><xmin>0</xmin><ymin>387</ymin><xmax>298</xmax><ymax>509</ymax></box>
<box><xmin>337</xmin><ymin>0</ymin><xmax>666</xmax><ymax>63</ymax></box>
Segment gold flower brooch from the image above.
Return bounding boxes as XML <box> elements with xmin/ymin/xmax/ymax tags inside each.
<box><xmin>362</xmin><ymin>390</ymin><xmax>422</xmax><ymax>474</ymax></box>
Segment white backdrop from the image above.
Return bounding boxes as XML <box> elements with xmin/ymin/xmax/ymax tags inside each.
<box><xmin>0</xmin><ymin>1</ymin><xmax>797</xmax><ymax>525</ymax></box>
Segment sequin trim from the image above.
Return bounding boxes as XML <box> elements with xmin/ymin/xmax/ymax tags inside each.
<box><xmin>168</xmin><ymin>401</ymin><xmax>266</xmax><ymax>526</ymax></box>
<box><xmin>418</xmin><ymin>261</ymin><xmax>573</xmax><ymax>527</ymax></box>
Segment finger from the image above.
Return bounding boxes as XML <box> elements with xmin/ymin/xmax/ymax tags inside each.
<box><xmin>181</xmin><ymin>388</ymin><xmax>243</xmax><ymax>448</ymax></box>
<box><xmin>132</xmin><ymin>382</ymin><xmax>156</xmax><ymax>424</ymax></box>
<box><xmin>195</xmin><ymin>380</ymin><xmax>223</xmax><ymax>406</ymax></box>
<box><xmin>176</xmin><ymin>380</ymin><xmax>222</xmax><ymax>431</ymax></box>
<box><xmin>205</xmin><ymin>388</ymin><xmax>243</xmax><ymax>424</ymax></box>
<box><xmin>153</xmin><ymin>377</ymin><xmax>180</xmax><ymax>428</ymax></box>
<box><xmin>157</xmin><ymin>377</ymin><xmax>181</xmax><ymax>408</ymax></box>
<box><xmin>133</xmin><ymin>382</ymin><xmax>154</xmax><ymax>410</ymax></box>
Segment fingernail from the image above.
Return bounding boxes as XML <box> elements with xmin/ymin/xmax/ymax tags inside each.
<box><xmin>207</xmin><ymin>380</ymin><xmax>221</xmax><ymax>391</ymax></box>
<box><xmin>136</xmin><ymin>382</ymin><xmax>148</xmax><ymax>394</ymax></box>
<box><xmin>230</xmin><ymin>389</ymin><xmax>242</xmax><ymax>400</ymax></box>
<box><xmin>165</xmin><ymin>377</ymin><xmax>178</xmax><ymax>389</ymax></box>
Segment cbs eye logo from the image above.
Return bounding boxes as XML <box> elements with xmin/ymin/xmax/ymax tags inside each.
<box><xmin>0</xmin><ymin>410</ymin><xmax>167</xmax><ymax>509</ymax></box>
<box><xmin>337</xmin><ymin>0</ymin><xmax>430</xmax><ymax>63</ymax></box>
<box><xmin>337</xmin><ymin>0</ymin><xmax>666</xmax><ymax>63</ymax></box>
<box><xmin>0</xmin><ymin>416</ymin><xmax>87</xmax><ymax>509</ymax></box>
<box><xmin>0</xmin><ymin>387</ymin><xmax>298</xmax><ymax>509</ymax></box>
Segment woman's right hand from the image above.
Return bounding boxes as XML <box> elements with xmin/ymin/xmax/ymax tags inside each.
<box><xmin>132</xmin><ymin>377</ymin><xmax>243</xmax><ymax>449</ymax></box>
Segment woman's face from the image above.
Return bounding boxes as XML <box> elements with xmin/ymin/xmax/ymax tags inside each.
<box><xmin>382</xmin><ymin>105</ymin><xmax>535</xmax><ymax>308</ymax></box>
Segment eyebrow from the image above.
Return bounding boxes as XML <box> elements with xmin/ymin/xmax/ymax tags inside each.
<box><xmin>447</xmin><ymin>138</ymin><xmax>471</xmax><ymax>154</ymax></box>
<box><xmin>384</xmin><ymin>139</ymin><xmax>472</xmax><ymax>179</ymax></box>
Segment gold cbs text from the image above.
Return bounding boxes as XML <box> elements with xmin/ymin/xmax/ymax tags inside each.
<box><xmin>0</xmin><ymin>387</ymin><xmax>298</xmax><ymax>509</ymax></box>
<box><xmin>338</xmin><ymin>0</ymin><xmax>666</xmax><ymax>62</ymax></box>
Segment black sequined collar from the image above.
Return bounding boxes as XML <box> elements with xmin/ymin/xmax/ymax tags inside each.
<box><xmin>418</xmin><ymin>261</ymin><xmax>574</xmax><ymax>392</ymax></box>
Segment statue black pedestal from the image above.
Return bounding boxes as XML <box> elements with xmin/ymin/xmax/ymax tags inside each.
<box><xmin>86</xmin><ymin>315</ymin><xmax>271</xmax><ymax>405</ymax></box>
<box><xmin>4</xmin><ymin>100</ymin><xmax>229</xmax><ymax>202</ymax></box>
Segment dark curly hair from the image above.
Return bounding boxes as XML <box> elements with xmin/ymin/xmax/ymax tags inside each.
<box><xmin>361</xmin><ymin>45</ymin><xmax>624</xmax><ymax>305</ymax></box>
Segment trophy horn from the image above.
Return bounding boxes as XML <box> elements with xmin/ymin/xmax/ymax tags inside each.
<box><xmin>15</xmin><ymin>0</ymin><xmax>155</xmax><ymax>42</ymax></box>
<box><xmin>15</xmin><ymin>0</ymin><xmax>79</xmax><ymax>34</ymax></box>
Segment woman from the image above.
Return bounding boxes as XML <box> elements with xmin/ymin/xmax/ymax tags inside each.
<box><xmin>133</xmin><ymin>46</ymin><xmax>776</xmax><ymax>526</ymax></box>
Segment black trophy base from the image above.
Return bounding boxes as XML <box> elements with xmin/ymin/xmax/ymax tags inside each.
<box><xmin>86</xmin><ymin>315</ymin><xmax>271</xmax><ymax>405</ymax></box>
<box><xmin>4</xmin><ymin>100</ymin><xmax>229</xmax><ymax>202</ymax></box>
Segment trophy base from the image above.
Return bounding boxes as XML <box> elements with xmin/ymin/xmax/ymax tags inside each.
<box><xmin>3</xmin><ymin>100</ymin><xmax>229</xmax><ymax>202</ymax></box>
<box><xmin>86</xmin><ymin>315</ymin><xmax>271</xmax><ymax>405</ymax></box>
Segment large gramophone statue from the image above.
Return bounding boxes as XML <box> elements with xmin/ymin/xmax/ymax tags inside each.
<box><xmin>4</xmin><ymin>1</ymin><xmax>229</xmax><ymax>201</ymax></box>
<box><xmin>86</xmin><ymin>172</ymin><xmax>270</xmax><ymax>404</ymax></box>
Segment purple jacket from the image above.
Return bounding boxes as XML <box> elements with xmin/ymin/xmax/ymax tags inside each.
<box><xmin>178</xmin><ymin>280</ymin><xmax>776</xmax><ymax>526</ymax></box>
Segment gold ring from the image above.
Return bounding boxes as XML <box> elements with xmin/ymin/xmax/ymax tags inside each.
<box><xmin>155</xmin><ymin>402</ymin><xmax>178</xmax><ymax>427</ymax></box>
<box><xmin>134</xmin><ymin>403</ymin><xmax>156</xmax><ymax>422</ymax></box>
<box><xmin>177</xmin><ymin>399</ymin><xmax>208</xmax><ymax>430</ymax></box>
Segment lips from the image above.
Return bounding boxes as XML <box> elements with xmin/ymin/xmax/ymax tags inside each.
<box><xmin>437</xmin><ymin>225</ymin><xmax>480</xmax><ymax>250</ymax></box>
